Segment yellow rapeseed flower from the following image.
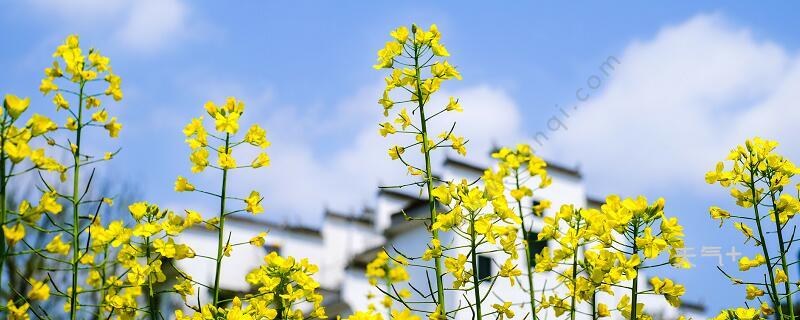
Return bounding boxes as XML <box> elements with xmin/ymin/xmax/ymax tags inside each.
<box><xmin>4</xmin><ymin>94</ymin><xmax>30</xmax><ymax>119</ymax></box>
<box><xmin>3</xmin><ymin>223</ymin><xmax>25</xmax><ymax>245</ymax></box>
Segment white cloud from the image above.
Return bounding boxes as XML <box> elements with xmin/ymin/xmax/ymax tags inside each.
<box><xmin>114</xmin><ymin>0</ymin><xmax>189</xmax><ymax>52</ymax></box>
<box><xmin>541</xmin><ymin>13</ymin><xmax>799</xmax><ymax>196</ymax></box>
<box><xmin>26</xmin><ymin>0</ymin><xmax>193</xmax><ymax>53</ymax></box>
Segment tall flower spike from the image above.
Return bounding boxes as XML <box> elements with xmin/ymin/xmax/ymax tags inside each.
<box><xmin>373</xmin><ymin>23</ymin><xmax>473</xmax><ymax>320</ymax></box>
<box><xmin>28</xmin><ymin>34</ymin><xmax>125</xmax><ymax>320</ymax></box>
<box><xmin>490</xmin><ymin>144</ymin><xmax>550</xmax><ymax>320</ymax></box>
<box><xmin>707</xmin><ymin>138</ymin><xmax>800</xmax><ymax>319</ymax></box>
<box><xmin>173</xmin><ymin>98</ymin><xmax>325</xmax><ymax>319</ymax></box>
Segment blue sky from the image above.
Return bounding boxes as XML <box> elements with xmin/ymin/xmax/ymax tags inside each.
<box><xmin>3</xmin><ymin>1</ymin><xmax>800</xmax><ymax>312</ymax></box>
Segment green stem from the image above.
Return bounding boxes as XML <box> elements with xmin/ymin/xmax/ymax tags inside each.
<box><xmin>277</xmin><ymin>286</ymin><xmax>286</xmax><ymax>320</ymax></box>
<box><xmin>69</xmin><ymin>80</ymin><xmax>86</xmax><ymax>320</ymax></box>
<box><xmin>385</xmin><ymin>275</ymin><xmax>393</xmax><ymax>320</ymax></box>
<box><xmin>570</xmin><ymin>216</ymin><xmax>581</xmax><ymax>320</ymax></box>
<box><xmin>98</xmin><ymin>245</ymin><xmax>109</xmax><ymax>319</ymax></box>
<box><xmin>630</xmin><ymin>219</ymin><xmax>640</xmax><ymax>320</ymax></box>
<box><xmin>748</xmin><ymin>172</ymin><xmax>783</xmax><ymax>315</ymax></box>
<box><xmin>212</xmin><ymin>133</ymin><xmax>230</xmax><ymax>307</ymax></box>
<box><xmin>468</xmin><ymin>210</ymin><xmax>482</xmax><ymax>320</ymax></box>
<box><xmin>413</xmin><ymin>38</ymin><xmax>447</xmax><ymax>316</ymax></box>
<box><xmin>769</xmin><ymin>189</ymin><xmax>795</xmax><ymax>319</ymax></box>
<box><xmin>0</xmin><ymin>116</ymin><xmax>7</xmax><ymax>311</ymax></box>
<box><xmin>515</xmin><ymin>169</ymin><xmax>537</xmax><ymax>320</ymax></box>
<box><xmin>145</xmin><ymin>236</ymin><xmax>158</xmax><ymax>320</ymax></box>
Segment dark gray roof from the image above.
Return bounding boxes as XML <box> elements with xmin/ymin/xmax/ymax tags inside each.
<box><xmin>443</xmin><ymin>156</ymin><xmax>581</xmax><ymax>178</ymax></box>
<box><xmin>586</xmin><ymin>196</ymin><xmax>605</xmax><ymax>209</ymax></box>
<box><xmin>377</xmin><ymin>188</ymin><xmax>423</xmax><ymax>201</ymax></box>
<box><xmin>324</xmin><ymin>209</ymin><xmax>374</xmax><ymax>225</ymax></box>
<box><xmin>221</xmin><ymin>214</ymin><xmax>322</xmax><ymax>237</ymax></box>
<box><xmin>679</xmin><ymin>300</ymin><xmax>706</xmax><ymax>313</ymax></box>
<box><xmin>346</xmin><ymin>245</ymin><xmax>385</xmax><ymax>270</ymax></box>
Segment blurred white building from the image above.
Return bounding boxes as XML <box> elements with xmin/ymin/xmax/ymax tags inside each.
<box><xmin>177</xmin><ymin>154</ymin><xmax>706</xmax><ymax>320</ymax></box>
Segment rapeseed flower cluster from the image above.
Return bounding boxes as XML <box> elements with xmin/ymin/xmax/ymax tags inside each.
<box><xmin>428</xmin><ymin>176</ymin><xmax>524</xmax><ymax>319</ymax></box>
<box><xmin>2</xmin><ymin>34</ymin><xmax>207</xmax><ymax>320</ymax></box>
<box><xmin>10</xmin><ymin>34</ymin><xmax>127</xmax><ymax>320</ymax></box>
<box><xmin>174</xmin><ymin>249</ymin><xmax>328</xmax><ymax>320</ymax></box>
<box><xmin>173</xmin><ymin>98</ymin><xmax>327</xmax><ymax>319</ymax></box>
<box><xmin>0</xmin><ymin>34</ymin><xmax>329</xmax><ymax>320</ymax></box>
<box><xmin>1</xmin><ymin>90</ymin><xmax>64</xmax><ymax>318</ymax></box>
<box><xmin>489</xmin><ymin>144</ymin><xmax>551</xmax><ymax>319</ymax></box>
<box><xmin>373</xmin><ymin>23</ymin><xmax>465</xmax><ymax>320</ymax></box>
<box><xmin>707</xmin><ymin>138</ymin><xmax>800</xmax><ymax>320</ymax></box>
<box><xmin>0</xmin><ymin>92</ymin><xmax>64</xmax><ymax>310</ymax></box>
<box><xmin>364</xmin><ymin>251</ymin><xmax>413</xmax><ymax>318</ymax></box>
<box><xmin>367</xmin><ymin>24</ymin><xmax>691</xmax><ymax>320</ymax></box>
<box><xmin>489</xmin><ymin>145</ymin><xmax>690</xmax><ymax>320</ymax></box>
<box><xmin>536</xmin><ymin>195</ymin><xmax>689</xmax><ymax>320</ymax></box>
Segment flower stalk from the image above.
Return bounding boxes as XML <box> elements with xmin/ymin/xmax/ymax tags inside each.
<box><xmin>769</xmin><ymin>187</ymin><xmax>795</xmax><ymax>319</ymax></box>
<box><xmin>68</xmin><ymin>80</ymin><xmax>85</xmax><ymax>320</ymax></box>
<box><xmin>413</xmin><ymin>63</ymin><xmax>448</xmax><ymax>317</ymax></box>
<box><xmin>0</xmin><ymin>110</ymin><xmax>8</xmax><ymax>309</ymax></box>
<box><xmin>514</xmin><ymin>169</ymin><xmax>537</xmax><ymax>320</ymax></box>
<box><xmin>212</xmin><ymin>133</ymin><xmax>230</xmax><ymax>306</ymax></box>
<box><xmin>629</xmin><ymin>219</ymin><xmax>640</xmax><ymax>320</ymax></box>
<box><xmin>374</xmin><ymin>23</ymin><xmax>466</xmax><ymax>319</ymax></box>
<box><xmin>467</xmin><ymin>209</ymin><xmax>482</xmax><ymax>319</ymax></box>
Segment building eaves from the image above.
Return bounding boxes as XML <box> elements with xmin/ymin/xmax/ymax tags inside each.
<box><xmin>196</xmin><ymin>214</ymin><xmax>322</xmax><ymax>237</ymax></box>
<box><xmin>444</xmin><ymin>156</ymin><xmax>581</xmax><ymax>178</ymax></box>
<box><xmin>324</xmin><ymin>209</ymin><xmax>373</xmax><ymax>225</ymax></box>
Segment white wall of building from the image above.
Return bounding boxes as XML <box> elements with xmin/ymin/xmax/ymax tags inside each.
<box><xmin>321</xmin><ymin>215</ymin><xmax>384</xmax><ymax>288</ymax></box>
